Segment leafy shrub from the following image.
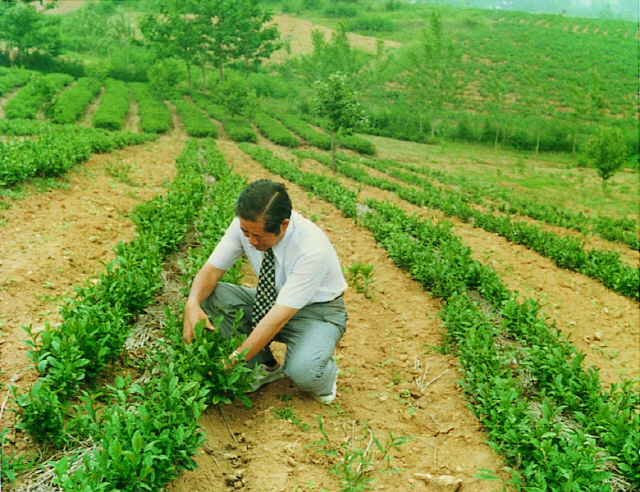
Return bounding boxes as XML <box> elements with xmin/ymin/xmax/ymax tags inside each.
<box><xmin>92</xmin><ymin>78</ymin><xmax>130</xmax><ymax>130</ymax></box>
<box><xmin>0</xmin><ymin>126</ymin><xmax>156</xmax><ymax>187</ymax></box>
<box><xmin>347</xmin><ymin>15</ymin><xmax>396</xmax><ymax>32</ymax></box>
<box><xmin>130</xmin><ymin>82</ymin><xmax>172</xmax><ymax>134</ymax></box>
<box><xmin>190</xmin><ymin>93</ymin><xmax>227</xmax><ymax>121</ymax></box>
<box><xmin>324</xmin><ymin>2</ymin><xmax>358</xmax><ymax>18</ymax></box>
<box><xmin>0</xmin><ymin>67</ymin><xmax>34</xmax><ymax>96</ymax></box>
<box><xmin>224</xmin><ymin>116</ymin><xmax>258</xmax><ymax>143</ymax></box>
<box><xmin>273</xmin><ymin>112</ymin><xmax>332</xmax><ymax>150</ymax></box>
<box><xmin>4</xmin><ymin>73</ymin><xmax>73</xmax><ymax>120</ymax></box>
<box><xmin>147</xmin><ymin>58</ymin><xmax>184</xmax><ymax>97</ymax></box>
<box><xmin>253</xmin><ymin>112</ymin><xmax>299</xmax><ymax>147</ymax></box>
<box><xmin>171</xmin><ymin>97</ymin><xmax>217</xmax><ymax>137</ymax></box>
<box><xmin>339</xmin><ymin>134</ymin><xmax>376</xmax><ymax>155</ymax></box>
<box><xmin>48</xmin><ymin>77</ymin><xmax>102</xmax><ymax>124</ymax></box>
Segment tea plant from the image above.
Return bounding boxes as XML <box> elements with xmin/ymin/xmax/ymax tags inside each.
<box><xmin>47</xmin><ymin>76</ymin><xmax>102</xmax><ymax>124</ymax></box>
<box><xmin>311</xmin><ymin>416</ymin><xmax>410</xmax><ymax>492</ymax></box>
<box><xmin>9</xmin><ymin>139</ymin><xmax>254</xmax><ymax>489</ymax></box>
<box><xmin>171</xmin><ymin>97</ymin><xmax>218</xmax><ymax>137</ymax></box>
<box><xmin>299</xmin><ymin>149</ymin><xmax>639</xmax><ymax>300</ymax></box>
<box><xmin>4</xmin><ymin>73</ymin><xmax>73</xmax><ymax>120</ymax></box>
<box><xmin>130</xmin><ymin>82</ymin><xmax>172</xmax><ymax>134</ymax></box>
<box><xmin>253</xmin><ymin>111</ymin><xmax>300</xmax><ymax>147</ymax></box>
<box><xmin>345</xmin><ymin>262</ymin><xmax>376</xmax><ymax>299</ymax></box>
<box><xmin>271</xmin><ymin>111</ymin><xmax>332</xmax><ymax>150</ymax></box>
<box><xmin>0</xmin><ymin>125</ymin><xmax>157</xmax><ymax>188</ymax></box>
<box><xmin>92</xmin><ymin>78</ymin><xmax>130</xmax><ymax>131</ymax></box>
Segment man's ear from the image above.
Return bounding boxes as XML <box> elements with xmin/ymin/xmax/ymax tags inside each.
<box><xmin>280</xmin><ymin>218</ymin><xmax>290</xmax><ymax>235</ymax></box>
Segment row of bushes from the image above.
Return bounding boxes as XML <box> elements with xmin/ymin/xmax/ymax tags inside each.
<box><xmin>374</xmin><ymin>155</ymin><xmax>639</xmax><ymax>250</ymax></box>
<box><xmin>189</xmin><ymin>93</ymin><xmax>258</xmax><ymax>143</ymax></box>
<box><xmin>302</xmin><ymin>150</ymin><xmax>639</xmax><ymax>300</ymax></box>
<box><xmin>130</xmin><ymin>82</ymin><xmax>172</xmax><ymax>134</ymax></box>
<box><xmin>0</xmin><ymin>67</ymin><xmax>34</xmax><ymax>96</ymax></box>
<box><xmin>92</xmin><ymin>78</ymin><xmax>130</xmax><ymax>131</ymax></box>
<box><xmin>171</xmin><ymin>97</ymin><xmax>218</xmax><ymax>138</ymax></box>
<box><xmin>47</xmin><ymin>77</ymin><xmax>102</xmax><ymax>124</ymax></box>
<box><xmin>4</xmin><ymin>73</ymin><xmax>73</xmax><ymax>120</ymax></box>
<box><xmin>253</xmin><ymin>111</ymin><xmax>300</xmax><ymax>147</ymax></box>
<box><xmin>0</xmin><ymin>126</ymin><xmax>157</xmax><ymax>187</ymax></box>
<box><xmin>299</xmin><ymin>113</ymin><xmax>377</xmax><ymax>155</ymax></box>
<box><xmin>271</xmin><ymin>112</ymin><xmax>332</xmax><ymax>150</ymax></box>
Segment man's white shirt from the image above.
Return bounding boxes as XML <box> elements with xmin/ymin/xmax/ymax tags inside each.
<box><xmin>208</xmin><ymin>211</ymin><xmax>347</xmax><ymax>309</ymax></box>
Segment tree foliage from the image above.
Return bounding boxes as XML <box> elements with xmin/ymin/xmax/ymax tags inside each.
<box><xmin>141</xmin><ymin>0</ymin><xmax>280</xmax><ymax>88</ymax></box>
<box><xmin>0</xmin><ymin>2</ymin><xmax>62</xmax><ymax>63</ymax></box>
<box><xmin>312</xmin><ymin>72</ymin><xmax>367</xmax><ymax>170</ymax></box>
<box><xmin>586</xmin><ymin>126</ymin><xmax>628</xmax><ymax>188</ymax></box>
<box><xmin>400</xmin><ymin>10</ymin><xmax>459</xmax><ymax>138</ymax></box>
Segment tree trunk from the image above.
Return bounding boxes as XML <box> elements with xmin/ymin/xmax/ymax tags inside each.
<box><xmin>536</xmin><ymin>132</ymin><xmax>540</xmax><ymax>155</ymax></box>
<box><xmin>331</xmin><ymin>132</ymin><xmax>337</xmax><ymax>172</ymax></box>
<box><xmin>494</xmin><ymin>125</ymin><xmax>499</xmax><ymax>150</ymax></box>
<box><xmin>186</xmin><ymin>63</ymin><xmax>193</xmax><ymax>93</ymax></box>
<box><xmin>572</xmin><ymin>131</ymin><xmax>577</xmax><ymax>154</ymax></box>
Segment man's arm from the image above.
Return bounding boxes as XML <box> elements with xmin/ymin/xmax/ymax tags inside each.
<box><xmin>232</xmin><ymin>304</ymin><xmax>298</xmax><ymax>362</ymax></box>
<box><xmin>183</xmin><ymin>262</ymin><xmax>226</xmax><ymax>342</ymax></box>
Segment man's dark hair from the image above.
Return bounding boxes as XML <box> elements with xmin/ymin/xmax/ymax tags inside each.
<box><xmin>235</xmin><ymin>179</ymin><xmax>292</xmax><ymax>234</ymax></box>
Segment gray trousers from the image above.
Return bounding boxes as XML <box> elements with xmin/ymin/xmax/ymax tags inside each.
<box><xmin>201</xmin><ymin>282</ymin><xmax>347</xmax><ymax>397</ymax></box>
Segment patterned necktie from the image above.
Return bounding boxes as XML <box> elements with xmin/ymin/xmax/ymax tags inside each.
<box><xmin>253</xmin><ymin>248</ymin><xmax>276</xmax><ymax>326</ymax></box>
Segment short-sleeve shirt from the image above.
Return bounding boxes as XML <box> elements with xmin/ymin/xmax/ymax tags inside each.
<box><xmin>207</xmin><ymin>211</ymin><xmax>347</xmax><ymax>310</ymax></box>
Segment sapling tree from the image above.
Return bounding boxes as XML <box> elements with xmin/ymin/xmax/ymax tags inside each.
<box><xmin>401</xmin><ymin>10</ymin><xmax>459</xmax><ymax>139</ymax></box>
<box><xmin>586</xmin><ymin>126</ymin><xmax>628</xmax><ymax>190</ymax></box>
<box><xmin>312</xmin><ymin>72</ymin><xmax>367</xmax><ymax>171</ymax></box>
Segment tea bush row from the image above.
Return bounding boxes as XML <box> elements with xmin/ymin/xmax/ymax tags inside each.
<box><xmin>0</xmin><ymin>126</ymin><xmax>156</xmax><ymax>188</ymax></box>
<box><xmin>0</xmin><ymin>67</ymin><xmax>35</xmax><ymax>96</ymax></box>
<box><xmin>4</xmin><ymin>73</ymin><xmax>73</xmax><ymax>120</ymax></box>
<box><xmin>371</xmin><ymin>155</ymin><xmax>639</xmax><ymax>250</ymax></box>
<box><xmin>47</xmin><ymin>140</ymin><xmax>252</xmax><ymax>491</ymax></box>
<box><xmin>298</xmin><ymin>113</ymin><xmax>377</xmax><ymax>155</ymax></box>
<box><xmin>47</xmin><ymin>77</ymin><xmax>102</xmax><ymax>124</ymax></box>
<box><xmin>253</xmin><ymin>111</ymin><xmax>300</xmax><ymax>148</ymax></box>
<box><xmin>271</xmin><ymin>112</ymin><xmax>332</xmax><ymax>150</ymax></box>
<box><xmin>130</xmin><ymin>82</ymin><xmax>172</xmax><ymax>134</ymax></box>
<box><xmin>296</xmin><ymin>150</ymin><xmax>639</xmax><ymax>300</ymax></box>
<box><xmin>92</xmin><ymin>78</ymin><xmax>130</xmax><ymax>131</ymax></box>
<box><xmin>171</xmin><ymin>97</ymin><xmax>218</xmax><ymax>138</ymax></box>
<box><xmin>189</xmin><ymin>93</ymin><xmax>257</xmax><ymax>143</ymax></box>
<box><xmin>239</xmin><ymin>143</ymin><xmax>639</xmax><ymax>490</ymax></box>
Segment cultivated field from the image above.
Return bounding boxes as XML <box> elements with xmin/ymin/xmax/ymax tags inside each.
<box><xmin>0</xmin><ymin>6</ymin><xmax>638</xmax><ymax>492</ymax></box>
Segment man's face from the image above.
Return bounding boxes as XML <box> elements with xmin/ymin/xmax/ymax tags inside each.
<box><xmin>239</xmin><ymin>217</ymin><xmax>289</xmax><ymax>251</ymax></box>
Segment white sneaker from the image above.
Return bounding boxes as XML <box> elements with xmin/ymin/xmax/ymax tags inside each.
<box><xmin>247</xmin><ymin>363</ymin><xmax>285</xmax><ymax>392</ymax></box>
<box><xmin>312</xmin><ymin>377</ymin><xmax>337</xmax><ymax>405</ymax></box>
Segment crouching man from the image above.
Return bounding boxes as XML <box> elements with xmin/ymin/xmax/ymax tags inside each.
<box><xmin>183</xmin><ymin>179</ymin><xmax>347</xmax><ymax>404</ymax></box>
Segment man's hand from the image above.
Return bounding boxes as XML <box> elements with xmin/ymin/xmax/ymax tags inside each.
<box><xmin>183</xmin><ymin>302</ymin><xmax>214</xmax><ymax>342</ymax></box>
<box><xmin>183</xmin><ymin>262</ymin><xmax>226</xmax><ymax>342</ymax></box>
